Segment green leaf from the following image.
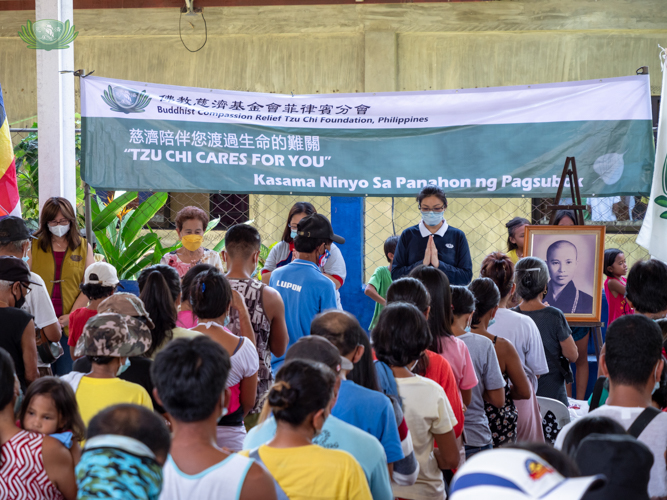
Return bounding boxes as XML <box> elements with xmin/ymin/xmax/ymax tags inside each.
<box><xmin>212</xmin><ymin>238</ymin><xmax>226</xmax><ymax>253</ymax></box>
<box><xmin>660</xmin><ymin>211</ymin><xmax>667</xmax><ymax>220</ymax></box>
<box><xmin>94</xmin><ymin>230</ymin><xmax>120</xmax><ymax>265</ymax></box>
<box><xmin>122</xmin><ymin>253</ymin><xmax>156</xmax><ymax>280</ymax></box>
<box><xmin>116</xmin><ymin>233</ymin><xmax>159</xmax><ymax>277</ymax></box>
<box><xmin>121</xmin><ymin>192</ymin><xmax>168</xmax><ymax>245</ymax></box>
<box><xmin>655</xmin><ymin>196</ymin><xmax>667</xmax><ymax>208</ymax></box>
<box><xmin>205</xmin><ymin>217</ymin><xmax>220</xmax><ymax>234</ymax></box>
<box><xmin>91</xmin><ymin>192</ymin><xmax>137</xmax><ymax>232</ymax></box>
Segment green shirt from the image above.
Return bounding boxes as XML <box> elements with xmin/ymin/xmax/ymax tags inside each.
<box><xmin>368</xmin><ymin>266</ymin><xmax>393</xmax><ymax>331</ymax></box>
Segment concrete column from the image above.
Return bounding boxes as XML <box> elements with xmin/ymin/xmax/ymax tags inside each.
<box><xmin>36</xmin><ymin>0</ymin><xmax>76</xmax><ymax>209</ymax></box>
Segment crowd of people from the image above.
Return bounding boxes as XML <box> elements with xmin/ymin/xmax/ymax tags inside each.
<box><xmin>0</xmin><ymin>186</ymin><xmax>665</xmax><ymax>500</ymax></box>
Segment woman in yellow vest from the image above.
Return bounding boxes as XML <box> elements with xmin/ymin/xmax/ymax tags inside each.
<box><xmin>31</xmin><ymin>197</ymin><xmax>94</xmax><ymax>375</ymax></box>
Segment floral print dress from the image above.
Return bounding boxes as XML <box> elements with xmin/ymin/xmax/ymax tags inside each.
<box><xmin>484</xmin><ymin>336</ymin><xmax>518</xmax><ymax>447</ymax></box>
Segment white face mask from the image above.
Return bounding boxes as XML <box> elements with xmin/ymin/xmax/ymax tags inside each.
<box><xmin>49</xmin><ymin>224</ymin><xmax>70</xmax><ymax>238</ymax></box>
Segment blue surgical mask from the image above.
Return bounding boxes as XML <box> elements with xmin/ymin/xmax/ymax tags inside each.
<box><xmin>251</xmin><ymin>267</ymin><xmax>259</xmax><ymax>279</ymax></box>
<box><xmin>290</xmin><ymin>230</ymin><xmax>298</xmax><ymax>239</ymax></box>
<box><xmin>488</xmin><ymin>318</ymin><xmax>496</xmax><ymax>327</ymax></box>
<box><xmin>653</xmin><ymin>366</ymin><xmax>661</xmax><ymax>394</ymax></box>
<box><xmin>464</xmin><ymin>326</ymin><xmax>471</xmax><ymax>333</ymax></box>
<box><xmin>224</xmin><ymin>315</ymin><xmax>230</xmax><ymax>327</ymax></box>
<box><xmin>117</xmin><ymin>357</ymin><xmax>131</xmax><ymax>376</ymax></box>
<box><xmin>421</xmin><ymin>211</ymin><xmax>444</xmax><ymax>227</ymax></box>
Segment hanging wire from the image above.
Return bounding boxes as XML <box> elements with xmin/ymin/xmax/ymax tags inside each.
<box><xmin>179</xmin><ymin>9</ymin><xmax>208</xmax><ymax>53</ymax></box>
<box><xmin>391</xmin><ymin>197</ymin><xmax>396</xmax><ymax>236</ymax></box>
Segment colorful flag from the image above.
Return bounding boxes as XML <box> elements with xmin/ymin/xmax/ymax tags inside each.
<box><xmin>0</xmin><ymin>84</ymin><xmax>21</xmax><ymax>217</ymax></box>
<box><xmin>637</xmin><ymin>49</ymin><xmax>667</xmax><ymax>262</ymax></box>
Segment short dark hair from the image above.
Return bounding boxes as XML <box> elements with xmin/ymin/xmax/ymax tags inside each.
<box><xmin>416</xmin><ymin>186</ymin><xmax>447</xmax><ymax>208</ymax></box>
<box><xmin>152</xmin><ymin>336</ymin><xmax>231</xmax><ymax>422</ymax></box>
<box><xmin>506</xmin><ymin>217</ymin><xmax>530</xmax><ymax>252</ymax></box>
<box><xmin>282</xmin><ymin>202</ymin><xmax>316</xmax><ymax>243</ymax></box>
<box><xmin>561</xmin><ymin>416</ymin><xmax>627</xmax><ymax>458</ymax></box>
<box><xmin>480</xmin><ymin>252</ymin><xmax>515</xmax><ymax>298</ymax></box>
<box><xmin>293</xmin><ymin>235</ymin><xmax>330</xmax><ymax>254</ymax></box>
<box><xmin>451</xmin><ymin>285</ymin><xmax>475</xmax><ymax>316</ymax></box>
<box><xmin>372</xmin><ymin>302</ymin><xmax>432</xmax><ymax>367</ymax></box>
<box><xmin>603</xmin><ymin>249</ymin><xmax>624</xmax><ymax>278</ymax></box>
<box><xmin>269</xmin><ymin>359</ymin><xmax>335</xmax><ymax>426</ymax></box>
<box><xmin>90</xmin><ymin>356</ymin><xmax>114</xmax><ymax>365</ymax></box>
<box><xmin>553</xmin><ymin>210</ymin><xmax>576</xmax><ymax>226</ymax></box>
<box><xmin>626</xmin><ymin>259</ymin><xmax>667</xmax><ymax>314</ymax></box>
<box><xmin>138</xmin><ymin>265</ymin><xmax>180</xmax><ymax>357</ymax></box>
<box><xmin>515</xmin><ymin>257</ymin><xmax>549</xmax><ymax>301</ymax></box>
<box><xmin>469</xmin><ymin>278</ymin><xmax>500</xmax><ymax>327</ymax></box>
<box><xmin>386</xmin><ymin>277</ymin><xmax>430</xmax><ymax>314</ymax></box>
<box><xmin>311</xmin><ymin>311</ymin><xmax>362</xmax><ymax>357</ymax></box>
<box><xmin>408</xmin><ymin>266</ymin><xmax>455</xmax><ymax>344</ymax></box>
<box><xmin>190</xmin><ymin>269</ymin><xmax>232</xmax><ymax>320</ymax></box>
<box><xmin>181</xmin><ymin>263</ymin><xmax>214</xmax><ymax>304</ymax></box>
<box><xmin>384</xmin><ymin>236</ymin><xmax>399</xmax><ymax>262</ymax></box>
<box><xmin>79</xmin><ymin>282</ymin><xmax>115</xmax><ymax>301</ymax></box>
<box><xmin>225</xmin><ymin>224</ymin><xmax>261</xmax><ymax>259</ymax></box>
<box><xmin>605</xmin><ymin>315</ymin><xmax>663</xmax><ymax>389</ymax></box>
<box><xmin>87</xmin><ymin>404</ymin><xmax>170</xmax><ymax>459</ymax></box>
<box><xmin>0</xmin><ymin>348</ymin><xmax>15</xmax><ymax>411</ymax></box>
<box><xmin>347</xmin><ymin>328</ymin><xmax>380</xmax><ymax>392</ymax></box>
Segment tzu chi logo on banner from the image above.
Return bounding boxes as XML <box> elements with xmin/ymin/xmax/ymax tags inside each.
<box><xmin>102</xmin><ymin>85</ymin><xmax>152</xmax><ymax>114</ymax></box>
<box><xmin>19</xmin><ymin>19</ymin><xmax>78</xmax><ymax>50</ymax></box>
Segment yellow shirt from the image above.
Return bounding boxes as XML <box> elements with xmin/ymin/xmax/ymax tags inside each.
<box><xmin>507</xmin><ymin>249</ymin><xmax>519</xmax><ymax>265</ymax></box>
<box><xmin>76</xmin><ymin>377</ymin><xmax>153</xmax><ymax>426</ymax></box>
<box><xmin>150</xmin><ymin>327</ymin><xmax>202</xmax><ymax>359</ymax></box>
<box><xmin>240</xmin><ymin>445</ymin><xmax>372</xmax><ymax>500</ymax></box>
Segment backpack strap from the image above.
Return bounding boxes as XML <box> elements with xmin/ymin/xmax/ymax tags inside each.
<box><xmin>248</xmin><ymin>448</ymin><xmax>290</xmax><ymax>500</ymax></box>
<box><xmin>627</xmin><ymin>407</ymin><xmax>661</xmax><ymax>439</ymax></box>
<box><xmin>588</xmin><ymin>376</ymin><xmax>607</xmax><ymax>412</ymax></box>
<box><xmin>233</xmin><ymin>337</ymin><xmax>244</xmax><ymax>355</ymax></box>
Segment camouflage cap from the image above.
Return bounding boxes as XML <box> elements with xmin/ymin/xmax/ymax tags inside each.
<box><xmin>74</xmin><ymin>312</ymin><xmax>152</xmax><ymax>358</ymax></box>
<box><xmin>98</xmin><ymin>293</ymin><xmax>155</xmax><ymax>329</ymax></box>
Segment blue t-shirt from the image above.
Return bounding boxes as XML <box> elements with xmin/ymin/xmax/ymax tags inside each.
<box><xmin>332</xmin><ymin>380</ymin><xmax>404</xmax><ymax>464</ymax></box>
<box><xmin>244</xmin><ymin>415</ymin><xmax>393</xmax><ymax>500</ymax></box>
<box><xmin>269</xmin><ymin>259</ymin><xmax>338</xmax><ymax>370</ymax></box>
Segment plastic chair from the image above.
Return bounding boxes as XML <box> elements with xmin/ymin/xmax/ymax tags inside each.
<box><xmin>537</xmin><ymin>396</ymin><xmax>571</xmax><ymax>428</ymax></box>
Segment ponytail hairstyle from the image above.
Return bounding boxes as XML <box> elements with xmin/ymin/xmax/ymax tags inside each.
<box><xmin>409</xmin><ymin>265</ymin><xmax>455</xmax><ymax>342</ymax></box>
<box><xmin>386</xmin><ymin>277</ymin><xmax>430</xmax><ymax>315</ymax></box>
<box><xmin>469</xmin><ymin>278</ymin><xmax>500</xmax><ymax>328</ymax></box>
<box><xmin>269</xmin><ymin>359</ymin><xmax>336</xmax><ymax>426</ymax></box>
<box><xmin>506</xmin><ymin>217</ymin><xmax>529</xmax><ymax>252</ymax></box>
<box><xmin>514</xmin><ymin>257</ymin><xmax>549</xmax><ymax>301</ymax></box>
<box><xmin>138</xmin><ymin>265</ymin><xmax>180</xmax><ymax>357</ymax></box>
<box><xmin>181</xmin><ymin>263</ymin><xmax>214</xmax><ymax>305</ymax></box>
<box><xmin>190</xmin><ymin>268</ymin><xmax>232</xmax><ymax>320</ymax></box>
<box><xmin>451</xmin><ymin>285</ymin><xmax>476</xmax><ymax>316</ymax></box>
<box><xmin>480</xmin><ymin>252</ymin><xmax>515</xmax><ymax>299</ymax></box>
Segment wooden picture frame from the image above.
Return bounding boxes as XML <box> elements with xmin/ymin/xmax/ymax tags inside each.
<box><xmin>523</xmin><ymin>225</ymin><xmax>606</xmax><ymax>323</ymax></box>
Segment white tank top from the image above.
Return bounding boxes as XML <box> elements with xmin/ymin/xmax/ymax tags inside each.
<box><xmin>159</xmin><ymin>453</ymin><xmax>253</xmax><ymax>500</ymax></box>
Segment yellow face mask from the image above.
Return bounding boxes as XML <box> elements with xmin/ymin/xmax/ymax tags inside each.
<box><xmin>181</xmin><ymin>234</ymin><xmax>203</xmax><ymax>252</ymax></box>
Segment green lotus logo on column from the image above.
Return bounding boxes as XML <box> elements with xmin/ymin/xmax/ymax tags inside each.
<box><xmin>656</xmin><ymin>154</ymin><xmax>667</xmax><ymax>219</ymax></box>
<box><xmin>19</xmin><ymin>19</ymin><xmax>78</xmax><ymax>50</ymax></box>
<box><xmin>101</xmin><ymin>85</ymin><xmax>152</xmax><ymax>114</ymax></box>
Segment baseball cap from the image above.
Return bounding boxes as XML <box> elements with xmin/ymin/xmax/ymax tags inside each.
<box><xmin>74</xmin><ymin>312</ymin><xmax>152</xmax><ymax>358</ymax></box>
<box><xmin>285</xmin><ymin>335</ymin><xmax>353</xmax><ymax>373</ymax></box>
<box><xmin>296</xmin><ymin>214</ymin><xmax>345</xmax><ymax>244</ymax></box>
<box><xmin>0</xmin><ymin>256</ymin><xmax>41</xmax><ymax>286</ymax></box>
<box><xmin>574</xmin><ymin>434</ymin><xmax>653</xmax><ymax>500</ymax></box>
<box><xmin>84</xmin><ymin>262</ymin><xmax>120</xmax><ymax>287</ymax></box>
<box><xmin>98</xmin><ymin>293</ymin><xmax>155</xmax><ymax>329</ymax></box>
<box><xmin>450</xmin><ymin>449</ymin><xmax>605</xmax><ymax>500</ymax></box>
<box><xmin>0</xmin><ymin>216</ymin><xmax>35</xmax><ymax>243</ymax></box>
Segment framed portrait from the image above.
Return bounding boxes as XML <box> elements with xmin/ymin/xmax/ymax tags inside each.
<box><xmin>523</xmin><ymin>225</ymin><xmax>606</xmax><ymax>323</ymax></box>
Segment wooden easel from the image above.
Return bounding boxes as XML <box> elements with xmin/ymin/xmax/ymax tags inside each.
<box><xmin>547</xmin><ymin>157</ymin><xmax>604</xmax><ymax>362</ymax></box>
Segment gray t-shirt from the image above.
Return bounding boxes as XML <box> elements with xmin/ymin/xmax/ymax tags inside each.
<box><xmin>555</xmin><ymin>405</ymin><xmax>667</xmax><ymax>498</ymax></box>
<box><xmin>459</xmin><ymin>332</ymin><xmax>505</xmax><ymax>447</ymax></box>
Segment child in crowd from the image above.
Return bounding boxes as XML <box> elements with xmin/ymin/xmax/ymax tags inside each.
<box><xmin>603</xmin><ymin>248</ymin><xmax>633</xmax><ymax>325</ymax></box>
<box><xmin>242</xmin><ymin>359</ymin><xmax>372</xmax><ymax>500</ymax></box>
<box><xmin>68</xmin><ymin>262</ymin><xmax>118</xmax><ymax>360</ymax></box>
<box><xmin>373</xmin><ymin>302</ymin><xmax>460</xmax><ymax>500</ymax></box>
<box><xmin>191</xmin><ymin>268</ymin><xmax>258</xmax><ymax>451</ymax></box>
<box><xmin>19</xmin><ymin>376</ymin><xmax>86</xmax><ymax>465</ymax></box>
<box><xmin>178</xmin><ymin>263</ymin><xmax>212</xmax><ymax>329</ymax></box>
<box><xmin>451</xmin><ymin>286</ymin><xmax>506</xmax><ymax>458</ymax></box>
<box><xmin>365</xmin><ymin>235</ymin><xmax>399</xmax><ymax>331</ymax></box>
<box><xmin>505</xmin><ymin>217</ymin><xmax>529</xmax><ymax>264</ymax></box>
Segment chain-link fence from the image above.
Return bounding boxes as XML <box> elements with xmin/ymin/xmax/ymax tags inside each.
<box><xmin>11</xmin><ymin>128</ymin><xmax>649</xmax><ymax>283</ymax></box>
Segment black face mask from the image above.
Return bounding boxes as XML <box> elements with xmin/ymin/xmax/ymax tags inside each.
<box><xmin>13</xmin><ymin>285</ymin><xmax>25</xmax><ymax>309</ymax></box>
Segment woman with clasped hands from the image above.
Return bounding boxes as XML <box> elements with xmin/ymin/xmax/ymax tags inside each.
<box><xmin>391</xmin><ymin>186</ymin><xmax>473</xmax><ymax>285</ymax></box>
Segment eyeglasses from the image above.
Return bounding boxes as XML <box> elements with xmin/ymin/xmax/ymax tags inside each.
<box><xmin>420</xmin><ymin>206</ymin><xmax>445</xmax><ymax>213</ymax></box>
<box><xmin>47</xmin><ymin>219</ymin><xmax>70</xmax><ymax>226</ymax></box>
<box><xmin>289</xmin><ymin>224</ymin><xmax>299</xmax><ymax>231</ymax></box>
<box><xmin>19</xmin><ymin>283</ymin><xmax>32</xmax><ymax>295</ymax></box>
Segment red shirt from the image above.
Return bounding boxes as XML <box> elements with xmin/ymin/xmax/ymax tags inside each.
<box><xmin>67</xmin><ymin>307</ymin><xmax>98</xmax><ymax>347</ymax></box>
<box><xmin>424</xmin><ymin>350</ymin><xmax>465</xmax><ymax>438</ymax></box>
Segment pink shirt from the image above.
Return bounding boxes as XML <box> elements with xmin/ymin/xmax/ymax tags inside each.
<box><xmin>176</xmin><ymin>310</ymin><xmax>198</xmax><ymax>329</ymax></box>
<box><xmin>604</xmin><ymin>276</ymin><xmax>634</xmax><ymax>326</ymax></box>
<box><xmin>436</xmin><ymin>335</ymin><xmax>478</xmax><ymax>391</ymax></box>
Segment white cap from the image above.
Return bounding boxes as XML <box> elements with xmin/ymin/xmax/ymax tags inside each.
<box><xmin>450</xmin><ymin>449</ymin><xmax>605</xmax><ymax>500</ymax></box>
<box><xmin>84</xmin><ymin>262</ymin><xmax>120</xmax><ymax>287</ymax></box>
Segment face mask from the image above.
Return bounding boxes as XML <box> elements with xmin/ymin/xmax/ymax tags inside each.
<box><xmin>488</xmin><ymin>318</ymin><xmax>496</xmax><ymax>327</ymax></box>
<box><xmin>49</xmin><ymin>224</ymin><xmax>70</xmax><ymax>238</ymax></box>
<box><xmin>117</xmin><ymin>357</ymin><xmax>131</xmax><ymax>376</ymax></box>
<box><xmin>318</xmin><ymin>248</ymin><xmax>330</xmax><ymax>268</ymax></box>
<box><xmin>224</xmin><ymin>315</ymin><xmax>230</xmax><ymax>327</ymax></box>
<box><xmin>464</xmin><ymin>326</ymin><xmax>471</xmax><ymax>333</ymax></box>
<box><xmin>251</xmin><ymin>267</ymin><xmax>259</xmax><ymax>279</ymax></box>
<box><xmin>653</xmin><ymin>366</ymin><xmax>661</xmax><ymax>395</ymax></box>
<box><xmin>13</xmin><ymin>286</ymin><xmax>25</xmax><ymax>309</ymax></box>
<box><xmin>421</xmin><ymin>211</ymin><xmax>444</xmax><ymax>227</ymax></box>
<box><xmin>290</xmin><ymin>230</ymin><xmax>298</xmax><ymax>239</ymax></box>
<box><xmin>181</xmin><ymin>234</ymin><xmax>203</xmax><ymax>252</ymax></box>
<box><xmin>14</xmin><ymin>385</ymin><xmax>23</xmax><ymax>415</ymax></box>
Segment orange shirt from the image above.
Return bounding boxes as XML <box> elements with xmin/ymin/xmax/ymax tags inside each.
<box><xmin>424</xmin><ymin>350</ymin><xmax>464</xmax><ymax>437</ymax></box>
